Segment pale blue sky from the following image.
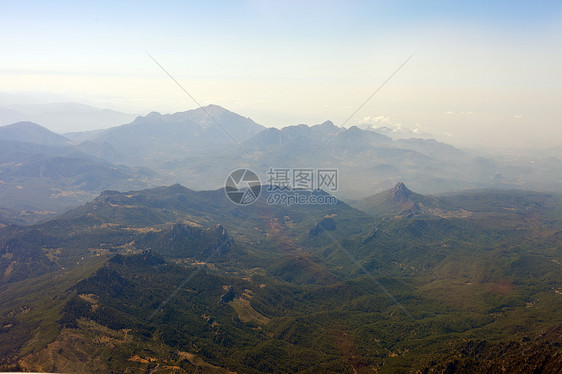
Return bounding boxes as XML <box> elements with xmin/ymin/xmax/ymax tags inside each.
<box><xmin>1</xmin><ymin>1</ymin><xmax>561</xmax><ymax>148</ymax></box>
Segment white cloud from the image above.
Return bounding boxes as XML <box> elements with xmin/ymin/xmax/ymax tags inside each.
<box><xmin>514</xmin><ymin>114</ymin><xmax>524</xmax><ymax>119</ymax></box>
<box><xmin>445</xmin><ymin>111</ymin><xmax>475</xmax><ymax>116</ymax></box>
<box><xmin>360</xmin><ymin>115</ymin><xmax>403</xmax><ymax>130</ymax></box>
<box><xmin>357</xmin><ymin>115</ymin><xmax>436</xmax><ymax>140</ymax></box>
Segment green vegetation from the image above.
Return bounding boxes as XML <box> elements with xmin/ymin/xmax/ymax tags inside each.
<box><xmin>0</xmin><ymin>184</ymin><xmax>561</xmax><ymax>372</ymax></box>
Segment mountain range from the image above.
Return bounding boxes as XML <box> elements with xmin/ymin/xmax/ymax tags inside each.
<box><xmin>1</xmin><ymin>104</ymin><xmax>561</xmax><ymax>225</ymax></box>
<box><xmin>54</xmin><ymin>105</ymin><xmax>562</xmax><ymax>195</ymax></box>
<box><xmin>0</xmin><ymin>181</ymin><xmax>560</xmax><ymax>372</ymax></box>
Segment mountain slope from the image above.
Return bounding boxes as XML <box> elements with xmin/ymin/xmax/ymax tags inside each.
<box><xmin>0</xmin><ymin>183</ymin><xmax>369</xmax><ymax>285</ymax></box>
<box><xmin>0</xmin><ymin>121</ymin><xmax>70</xmax><ymax>146</ymax></box>
<box><xmin>350</xmin><ymin>182</ymin><xmax>438</xmax><ymax>217</ymax></box>
<box><xmin>77</xmin><ymin>104</ymin><xmax>265</xmax><ymax>167</ymax></box>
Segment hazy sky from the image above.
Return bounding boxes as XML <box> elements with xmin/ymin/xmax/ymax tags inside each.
<box><xmin>1</xmin><ymin>1</ymin><xmax>561</xmax><ymax>148</ymax></box>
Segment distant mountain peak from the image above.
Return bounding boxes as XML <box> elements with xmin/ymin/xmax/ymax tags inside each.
<box><xmin>393</xmin><ymin>181</ymin><xmax>407</xmax><ymax>190</ymax></box>
<box><xmin>192</xmin><ymin>104</ymin><xmax>241</xmax><ymax>118</ymax></box>
<box><xmin>6</xmin><ymin>120</ymin><xmax>40</xmax><ymax>128</ymax></box>
<box><xmin>315</xmin><ymin>120</ymin><xmax>337</xmax><ymax>129</ymax></box>
<box><xmin>0</xmin><ymin>121</ymin><xmax>70</xmax><ymax>146</ymax></box>
<box><xmin>3</xmin><ymin>121</ymin><xmax>51</xmax><ymax>132</ymax></box>
<box><xmin>389</xmin><ymin>182</ymin><xmax>412</xmax><ymax>202</ymax></box>
<box><xmin>201</xmin><ymin>103</ymin><xmax>227</xmax><ymax>111</ymax></box>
